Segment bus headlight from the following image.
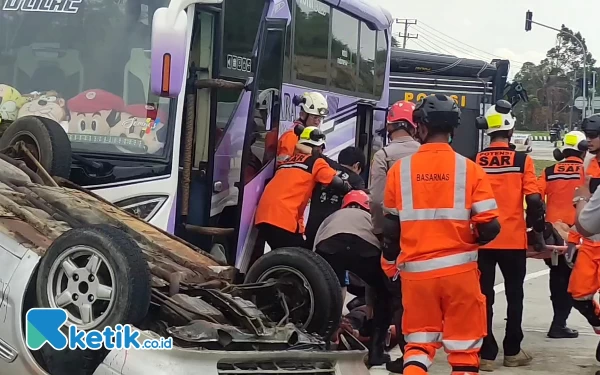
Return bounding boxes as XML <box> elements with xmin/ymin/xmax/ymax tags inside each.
<box><xmin>114</xmin><ymin>195</ymin><xmax>168</xmax><ymax>222</ymax></box>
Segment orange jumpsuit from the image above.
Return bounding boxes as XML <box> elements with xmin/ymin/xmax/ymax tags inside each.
<box><xmin>568</xmin><ymin>156</ymin><xmax>600</xmax><ymax>332</ymax></box>
<box><xmin>475</xmin><ymin>141</ymin><xmax>539</xmax><ymax>361</ymax></box>
<box><xmin>538</xmin><ymin>156</ymin><xmax>585</xmax><ymax>226</ymax></box>
<box><xmin>382</xmin><ymin>143</ymin><xmax>499</xmax><ymax>375</ymax></box>
<box><xmin>276</xmin><ymin>120</ymin><xmax>306</xmax><ymax>231</ymax></box>
<box><xmin>255</xmin><ymin>152</ymin><xmax>336</xmax><ymax>248</ymax></box>
<box><xmin>276</xmin><ymin>120</ymin><xmax>304</xmax><ymax>165</ymax></box>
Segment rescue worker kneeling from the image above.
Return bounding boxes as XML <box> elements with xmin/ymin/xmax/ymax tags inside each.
<box><xmin>382</xmin><ymin>94</ymin><xmax>501</xmax><ymax>375</ymax></box>
<box><xmin>313</xmin><ymin>190</ymin><xmax>392</xmax><ymax>367</ymax></box>
<box><xmin>255</xmin><ymin>126</ymin><xmax>351</xmax><ymax>250</ymax></box>
<box><xmin>475</xmin><ymin>100</ymin><xmax>546</xmax><ymax>371</ymax></box>
<box><xmin>537</xmin><ymin>130</ymin><xmax>588</xmax><ymax>339</ymax></box>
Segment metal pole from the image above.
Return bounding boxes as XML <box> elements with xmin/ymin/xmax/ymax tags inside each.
<box><xmin>569</xmin><ymin>71</ymin><xmax>576</xmax><ymax>129</ymax></box>
<box><xmin>592</xmin><ymin>71</ymin><xmax>597</xmax><ymax>114</ymax></box>
<box><xmin>531</xmin><ymin>20</ymin><xmax>587</xmax><ymax>117</ymax></box>
<box><xmin>403</xmin><ymin>21</ymin><xmax>409</xmax><ymax>48</ymax></box>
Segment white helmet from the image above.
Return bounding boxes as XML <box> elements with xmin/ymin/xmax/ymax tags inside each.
<box><xmin>299</xmin><ymin>92</ymin><xmax>329</xmax><ymax>116</ymax></box>
<box><xmin>483</xmin><ymin>100</ymin><xmax>516</xmax><ymax>134</ymax></box>
<box><xmin>561</xmin><ymin>130</ymin><xmax>588</xmax><ymax>152</ymax></box>
<box><xmin>256</xmin><ymin>88</ymin><xmax>278</xmax><ymax>110</ymax></box>
<box><xmin>297</xmin><ymin>126</ymin><xmax>326</xmax><ymax>147</ymax></box>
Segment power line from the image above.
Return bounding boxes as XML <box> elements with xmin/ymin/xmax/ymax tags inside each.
<box><xmin>413</xmin><ymin>39</ymin><xmax>432</xmax><ymax>53</ymax></box>
<box><xmin>418</xmin><ymin>35</ymin><xmax>454</xmax><ymax>55</ymax></box>
<box><xmin>413</xmin><ymin>25</ymin><xmax>523</xmax><ymax>72</ymax></box>
<box><xmin>418</xmin><ymin>20</ymin><xmax>526</xmax><ymax>65</ymax></box>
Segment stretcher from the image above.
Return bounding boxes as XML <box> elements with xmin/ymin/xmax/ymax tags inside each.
<box><xmin>526</xmin><ymin>244</ymin><xmax>580</xmax><ymax>266</ymax></box>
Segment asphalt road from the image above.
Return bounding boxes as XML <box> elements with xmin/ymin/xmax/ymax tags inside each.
<box><xmin>369</xmin><ymin>141</ymin><xmax>599</xmax><ymax>374</ymax></box>
<box><xmin>529</xmin><ymin>140</ymin><xmax>558</xmax><ymax>161</ymax></box>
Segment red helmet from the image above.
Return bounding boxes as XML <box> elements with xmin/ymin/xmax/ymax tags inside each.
<box><xmin>342</xmin><ymin>190</ymin><xmax>370</xmax><ymax>210</ymax></box>
<box><xmin>387</xmin><ymin>100</ymin><xmax>416</xmax><ymax>130</ymax></box>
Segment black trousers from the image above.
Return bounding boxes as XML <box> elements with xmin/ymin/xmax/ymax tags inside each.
<box><xmin>544</xmin><ymin>255</ymin><xmax>574</xmax><ymax>327</ymax></box>
<box><xmin>478</xmin><ymin>249</ymin><xmax>527</xmax><ymax>360</ymax></box>
<box><xmin>316</xmin><ymin>237</ymin><xmax>394</xmax><ymax>342</ymax></box>
<box><xmin>257</xmin><ymin>223</ymin><xmax>305</xmax><ymax>250</ymax></box>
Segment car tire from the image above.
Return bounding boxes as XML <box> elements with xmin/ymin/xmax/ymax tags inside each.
<box><xmin>0</xmin><ymin>115</ymin><xmax>71</xmax><ymax>178</ymax></box>
<box><xmin>244</xmin><ymin>247</ymin><xmax>343</xmax><ymax>340</ymax></box>
<box><xmin>36</xmin><ymin>225</ymin><xmax>151</xmax><ymax>375</ymax></box>
<box><xmin>36</xmin><ymin>225</ymin><xmax>151</xmax><ymax>330</ymax></box>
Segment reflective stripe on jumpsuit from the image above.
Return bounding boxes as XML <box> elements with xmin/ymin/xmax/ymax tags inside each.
<box><xmin>397</xmin><ymin>155</ymin><xmax>490</xmax><ymax>375</ymax></box>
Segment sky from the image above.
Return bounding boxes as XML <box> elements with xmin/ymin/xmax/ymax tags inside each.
<box><xmin>372</xmin><ymin>0</ymin><xmax>600</xmax><ymax>78</ymax></box>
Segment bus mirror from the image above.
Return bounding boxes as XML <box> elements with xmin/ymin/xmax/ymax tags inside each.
<box><xmin>151</xmin><ymin>7</ymin><xmax>188</xmax><ymax>98</ymax></box>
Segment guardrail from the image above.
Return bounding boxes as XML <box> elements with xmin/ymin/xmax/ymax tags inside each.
<box><xmin>531</xmin><ymin>135</ymin><xmax>551</xmax><ymax>141</ymax></box>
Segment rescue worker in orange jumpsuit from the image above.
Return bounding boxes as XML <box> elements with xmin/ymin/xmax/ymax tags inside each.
<box><xmin>537</xmin><ymin>130</ymin><xmax>587</xmax><ymax>339</ymax></box>
<box><xmin>369</xmin><ymin>99</ymin><xmax>420</xmax><ymax>374</ymax></box>
<box><xmin>255</xmin><ymin>126</ymin><xmax>351</xmax><ymax>250</ymax></box>
<box><xmin>567</xmin><ymin>114</ymin><xmax>600</xmax><ymax>362</ymax></box>
<box><xmin>276</xmin><ymin>92</ymin><xmax>329</xmax><ymax>165</ymax></box>
<box><xmin>474</xmin><ymin>100</ymin><xmax>546</xmax><ymax>371</ymax></box>
<box><xmin>382</xmin><ymin>94</ymin><xmax>501</xmax><ymax>375</ymax></box>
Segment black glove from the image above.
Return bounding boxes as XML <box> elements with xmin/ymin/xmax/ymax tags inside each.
<box><xmin>542</xmin><ymin>222</ymin><xmax>563</xmax><ymax>246</ymax></box>
<box><xmin>527</xmin><ymin>229</ymin><xmax>546</xmax><ymax>252</ymax></box>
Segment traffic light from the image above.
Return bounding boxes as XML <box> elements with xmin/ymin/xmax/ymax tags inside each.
<box><xmin>525</xmin><ymin>11</ymin><xmax>533</xmax><ymax>31</ymax></box>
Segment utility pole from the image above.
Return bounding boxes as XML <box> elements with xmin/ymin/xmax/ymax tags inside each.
<box><xmin>525</xmin><ymin>10</ymin><xmax>587</xmax><ymax>117</ymax></box>
<box><xmin>592</xmin><ymin>71</ymin><xmax>597</xmax><ymax>114</ymax></box>
<box><xmin>395</xmin><ymin>18</ymin><xmax>418</xmax><ymax>48</ymax></box>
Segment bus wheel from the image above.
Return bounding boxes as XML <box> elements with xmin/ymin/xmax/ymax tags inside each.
<box><xmin>0</xmin><ymin>115</ymin><xmax>72</xmax><ymax>178</ymax></box>
<box><xmin>244</xmin><ymin>247</ymin><xmax>342</xmax><ymax>340</ymax></box>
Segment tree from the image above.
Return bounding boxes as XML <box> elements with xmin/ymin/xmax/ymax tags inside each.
<box><xmin>512</xmin><ymin>25</ymin><xmax>594</xmax><ymax>130</ymax></box>
<box><xmin>392</xmin><ymin>36</ymin><xmax>400</xmax><ymax>48</ymax></box>
<box><xmin>544</xmin><ymin>25</ymin><xmax>595</xmax><ymax>76</ymax></box>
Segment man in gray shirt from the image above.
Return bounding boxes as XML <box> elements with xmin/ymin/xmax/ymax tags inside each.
<box><xmin>368</xmin><ymin>100</ymin><xmax>419</xmax><ymax>373</ymax></box>
<box><xmin>313</xmin><ymin>190</ymin><xmax>392</xmax><ymax>368</ymax></box>
<box><xmin>369</xmin><ymin>100</ymin><xmax>420</xmax><ymax>237</ymax></box>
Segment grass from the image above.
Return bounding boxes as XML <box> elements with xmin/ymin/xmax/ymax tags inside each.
<box><xmin>534</xmin><ymin>159</ymin><xmax>554</xmax><ymax>177</ymax></box>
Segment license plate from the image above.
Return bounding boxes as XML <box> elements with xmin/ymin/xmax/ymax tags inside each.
<box><xmin>514</xmin><ymin>139</ymin><xmax>524</xmax><ymax>144</ymax></box>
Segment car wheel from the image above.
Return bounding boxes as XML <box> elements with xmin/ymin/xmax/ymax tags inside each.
<box><xmin>244</xmin><ymin>247</ymin><xmax>343</xmax><ymax>340</ymax></box>
<box><xmin>0</xmin><ymin>116</ymin><xmax>71</xmax><ymax>178</ymax></box>
<box><xmin>36</xmin><ymin>225</ymin><xmax>151</xmax><ymax>375</ymax></box>
<box><xmin>36</xmin><ymin>225</ymin><xmax>151</xmax><ymax>331</ymax></box>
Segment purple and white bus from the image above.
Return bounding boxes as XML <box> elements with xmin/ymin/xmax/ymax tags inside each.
<box><xmin>0</xmin><ymin>0</ymin><xmax>392</xmax><ymax>273</ymax></box>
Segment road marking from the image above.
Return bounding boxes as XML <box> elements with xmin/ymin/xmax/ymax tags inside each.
<box><xmin>494</xmin><ymin>269</ymin><xmax>550</xmax><ymax>294</ymax></box>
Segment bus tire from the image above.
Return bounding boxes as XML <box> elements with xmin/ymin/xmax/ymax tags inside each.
<box><xmin>0</xmin><ymin>115</ymin><xmax>71</xmax><ymax>178</ymax></box>
<box><xmin>244</xmin><ymin>247</ymin><xmax>343</xmax><ymax>340</ymax></box>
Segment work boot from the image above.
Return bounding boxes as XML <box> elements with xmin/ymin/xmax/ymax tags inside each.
<box><xmin>547</xmin><ymin>325</ymin><xmax>579</xmax><ymax>339</ymax></box>
<box><xmin>503</xmin><ymin>349</ymin><xmax>533</xmax><ymax>367</ymax></box>
<box><xmin>385</xmin><ymin>358</ymin><xmax>404</xmax><ymax>373</ymax></box>
<box><xmin>366</xmin><ymin>327</ymin><xmax>389</xmax><ymax>367</ymax></box>
<box><xmin>479</xmin><ymin>359</ymin><xmax>495</xmax><ymax>372</ymax></box>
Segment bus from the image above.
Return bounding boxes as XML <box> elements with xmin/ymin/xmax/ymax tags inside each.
<box><xmin>0</xmin><ymin>0</ymin><xmax>392</xmax><ymax>274</ymax></box>
<box><xmin>387</xmin><ymin>48</ymin><xmax>521</xmax><ymax>160</ymax></box>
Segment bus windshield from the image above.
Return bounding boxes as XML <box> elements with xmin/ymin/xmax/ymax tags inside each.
<box><xmin>0</xmin><ymin>0</ymin><xmax>171</xmax><ymax>157</ymax></box>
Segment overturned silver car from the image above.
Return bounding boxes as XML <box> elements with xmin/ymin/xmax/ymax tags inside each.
<box><xmin>0</xmin><ymin>148</ymin><xmax>368</xmax><ymax>375</ymax></box>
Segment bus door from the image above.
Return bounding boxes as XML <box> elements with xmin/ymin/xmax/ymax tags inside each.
<box><xmin>203</xmin><ymin>5</ymin><xmax>288</xmax><ymax>271</ymax></box>
<box><xmin>234</xmin><ymin>21</ymin><xmax>287</xmax><ymax>273</ymax></box>
<box><xmin>356</xmin><ymin>103</ymin><xmax>374</xmax><ymax>181</ymax></box>
<box><xmin>356</xmin><ymin>103</ymin><xmax>388</xmax><ymax>185</ymax></box>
